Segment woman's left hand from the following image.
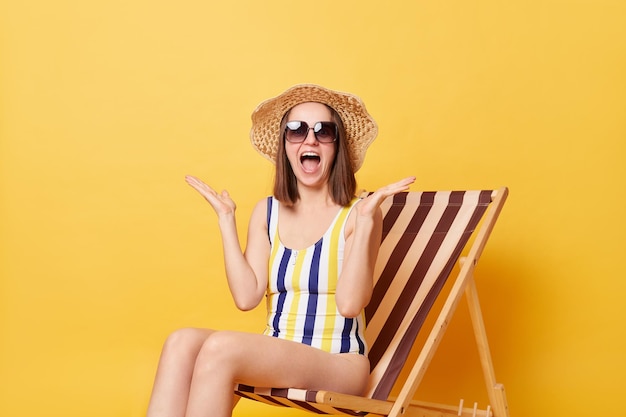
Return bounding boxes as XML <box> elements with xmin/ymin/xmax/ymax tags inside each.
<box><xmin>357</xmin><ymin>176</ymin><xmax>416</xmax><ymax>218</ymax></box>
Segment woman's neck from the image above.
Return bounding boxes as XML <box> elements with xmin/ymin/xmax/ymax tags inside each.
<box><xmin>293</xmin><ymin>184</ymin><xmax>337</xmax><ymax>211</ymax></box>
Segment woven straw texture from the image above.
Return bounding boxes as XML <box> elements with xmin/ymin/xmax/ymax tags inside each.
<box><xmin>250</xmin><ymin>84</ymin><xmax>378</xmax><ymax>172</ymax></box>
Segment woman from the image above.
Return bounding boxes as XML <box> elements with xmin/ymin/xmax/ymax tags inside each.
<box><xmin>146</xmin><ymin>84</ymin><xmax>415</xmax><ymax>417</ymax></box>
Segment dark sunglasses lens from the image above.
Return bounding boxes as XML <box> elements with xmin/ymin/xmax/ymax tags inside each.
<box><xmin>314</xmin><ymin>122</ymin><xmax>337</xmax><ymax>143</ymax></box>
<box><xmin>284</xmin><ymin>121</ymin><xmax>337</xmax><ymax>143</ymax></box>
<box><xmin>285</xmin><ymin>121</ymin><xmax>308</xmax><ymax>142</ymax></box>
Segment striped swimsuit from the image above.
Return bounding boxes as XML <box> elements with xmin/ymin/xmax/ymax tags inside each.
<box><xmin>263</xmin><ymin>197</ymin><xmax>368</xmax><ymax>355</ymax></box>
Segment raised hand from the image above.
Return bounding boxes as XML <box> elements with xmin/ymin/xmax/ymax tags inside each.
<box><xmin>185</xmin><ymin>175</ymin><xmax>236</xmax><ymax>217</ymax></box>
<box><xmin>357</xmin><ymin>176</ymin><xmax>416</xmax><ymax>217</ymax></box>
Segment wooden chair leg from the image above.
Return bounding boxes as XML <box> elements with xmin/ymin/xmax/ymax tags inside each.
<box><xmin>465</xmin><ymin>277</ymin><xmax>510</xmax><ymax>417</ymax></box>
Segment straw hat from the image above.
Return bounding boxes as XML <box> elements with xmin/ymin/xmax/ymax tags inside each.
<box><xmin>250</xmin><ymin>84</ymin><xmax>378</xmax><ymax>172</ymax></box>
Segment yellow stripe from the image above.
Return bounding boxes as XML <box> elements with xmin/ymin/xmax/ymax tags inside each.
<box><xmin>321</xmin><ymin>199</ymin><xmax>356</xmax><ymax>352</ymax></box>
<box><xmin>268</xmin><ymin>227</ymin><xmax>281</xmax><ymax>275</ymax></box>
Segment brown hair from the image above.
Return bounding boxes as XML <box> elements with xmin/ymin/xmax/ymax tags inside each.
<box><xmin>273</xmin><ymin>104</ymin><xmax>357</xmax><ymax>206</ymax></box>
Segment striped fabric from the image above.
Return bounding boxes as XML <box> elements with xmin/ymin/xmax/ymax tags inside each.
<box><xmin>235</xmin><ymin>190</ymin><xmax>499</xmax><ymax>415</ymax></box>
<box><xmin>364</xmin><ymin>190</ymin><xmax>492</xmax><ymax>400</ymax></box>
<box><xmin>263</xmin><ymin>196</ymin><xmax>367</xmax><ymax>354</ymax></box>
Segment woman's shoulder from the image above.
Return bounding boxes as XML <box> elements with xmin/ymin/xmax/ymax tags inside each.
<box><xmin>251</xmin><ymin>196</ymin><xmax>282</xmax><ymax>222</ymax></box>
<box><xmin>248</xmin><ymin>197</ymin><xmax>270</xmax><ymax>223</ymax></box>
<box><xmin>251</xmin><ymin>196</ymin><xmax>272</xmax><ymax>212</ymax></box>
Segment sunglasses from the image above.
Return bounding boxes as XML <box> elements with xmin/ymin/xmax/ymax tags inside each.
<box><xmin>284</xmin><ymin>121</ymin><xmax>338</xmax><ymax>143</ymax></box>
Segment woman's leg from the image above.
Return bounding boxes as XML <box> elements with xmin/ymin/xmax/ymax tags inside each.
<box><xmin>185</xmin><ymin>331</ymin><xmax>370</xmax><ymax>417</ymax></box>
<box><xmin>146</xmin><ymin>328</ymin><xmax>215</xmax><ymax>417</ymax></box>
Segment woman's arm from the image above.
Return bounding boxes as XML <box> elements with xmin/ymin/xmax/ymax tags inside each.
<box><xmin>336</xmin><ymin>176</ymin><xmax>416</xmax><ymax>317</ymax></box>
<box><xmin>185</xmin><ymin>175</ymin><xmax>269</xmax><ymax>311</ymax></box>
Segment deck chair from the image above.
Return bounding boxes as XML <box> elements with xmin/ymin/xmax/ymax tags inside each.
<box><xmin>235</xmin><ymin>187</ymin><xmax>510</xmax><ymax>417</ymax></box>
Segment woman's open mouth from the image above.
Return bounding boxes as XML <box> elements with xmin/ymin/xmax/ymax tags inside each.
<box><xmin>300</xmin><ymin>152</ymin><xmax>321</xmax><ymax>173</ymax></box>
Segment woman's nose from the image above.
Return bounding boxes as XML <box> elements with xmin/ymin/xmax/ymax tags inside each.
<box><xmin>303</xmin><ymin>128</ymin><xmax>318</xmax><ymax>144</ymax></box>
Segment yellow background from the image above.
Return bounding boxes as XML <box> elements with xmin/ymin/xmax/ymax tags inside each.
<box><xmin>1</xmin><ymin>1</ymin><xmax>624</xmax><ymax>416</ymax></box>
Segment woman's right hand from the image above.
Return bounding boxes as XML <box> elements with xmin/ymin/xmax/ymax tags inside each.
<box><xmin>185</xmin><ymin>175</ymin><xmax>236</xmax><ymax>217</ymax></box>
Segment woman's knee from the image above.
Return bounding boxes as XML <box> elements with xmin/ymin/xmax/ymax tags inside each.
<box><xmin>161</xmin><ymin>327</ymin><xmax>212</xmax><ymax>359</ymax></box>
<box><xmin>194</xmin><ymin>331</ymin><xmax>242</xmax><ymax>372</ymax></box>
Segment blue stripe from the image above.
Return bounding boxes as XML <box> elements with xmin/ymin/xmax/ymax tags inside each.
<box><xmin>355</xmin><ymin>319</ymin><xmax>366</xmax><ymax>354</ymax></box>
<box><xmin>272</xmin><ymin>249</ymin><xmax>291</xmax><ymax>337</ymax></box>
<box><xmin>340</xmin><ymin>318</ymin><xmax>353</xmax><ymax>353</ymax></box>
<box><xmin>302</xmin><ymin>239</ymin><xmax>322</xmax><ymax>346</ymax></box>
<box><xmin>265</xmin><ymin>197</ymin><xmax>272</xmax><ymax>242</ymax></box>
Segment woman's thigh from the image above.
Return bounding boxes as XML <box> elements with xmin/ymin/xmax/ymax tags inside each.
<box><xmin>199</xmin><ymin>330</ymin><xmax>370</xmax><ymax>396</ymax></box>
